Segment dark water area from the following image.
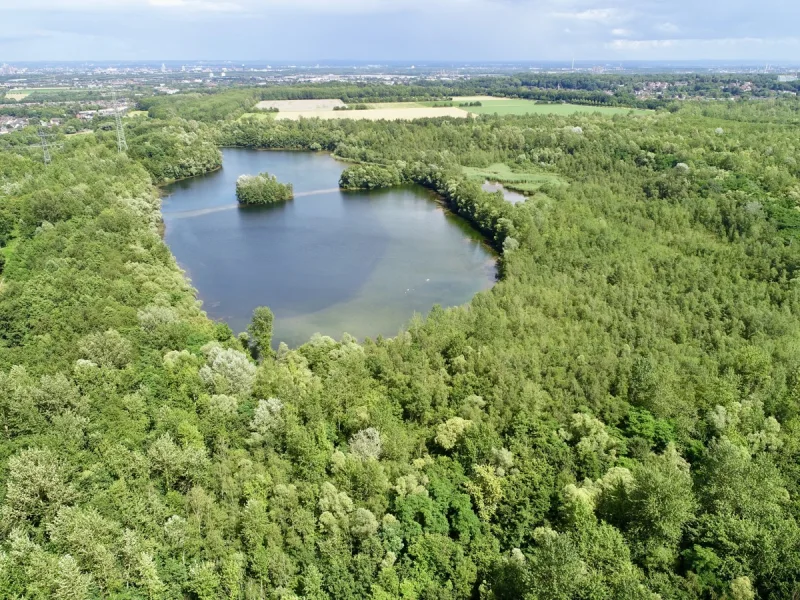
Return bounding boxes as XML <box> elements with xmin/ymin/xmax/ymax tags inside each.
<box><xmin>162</xmin><ymin>148</ymin><xmax>497</xmax><ymax>347</ymax></box>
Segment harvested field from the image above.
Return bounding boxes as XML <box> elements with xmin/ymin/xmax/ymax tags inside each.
<box><xmin>256</xmin><ymin>99</ymin><xmax>346</xmax><ymax>111</ymax></box>
<box><xmin>451</xmin><ymin>96</ymin><xmax>500</xmax><ymax>103</ymax></box>
<box><xmin>365</xmin><ymin>102</ymin><xmax>426</xmax><ymax>109</ymax></box>
<box><xmin>5</xmin><ymin>91</ymin><xmax>31</xmax><ymax>101</ymax></box>
<box><xmin>275</xmin><ymin>107</ymin><xmax>472</xmax><ymax>121</ymax></box>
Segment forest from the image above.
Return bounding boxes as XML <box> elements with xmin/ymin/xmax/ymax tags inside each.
<box><xmin>0</xmin><ymin>87</ymin><xmax>799</xmax><ymax>599</ymax></box>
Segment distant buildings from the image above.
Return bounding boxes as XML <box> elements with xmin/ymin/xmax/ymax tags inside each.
<box><xmin>77</xmin><ymin>105</ymin><xmax>129</xmax><ymax>120</ymax></box>
<box><xmin>0</xmin><ymin>116</ymin><xmax>28</xmax><ymax>134</ymax></box>
<box><xmin>0</xmin><ymin>63</ymin><xmax>25</xmax><ymax>76</ymax></box>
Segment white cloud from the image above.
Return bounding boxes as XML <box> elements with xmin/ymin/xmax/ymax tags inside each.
<box><xmin>611</xmin><ymin>28</ymin><xmax>632</xmax><ymax>36</ymax></box>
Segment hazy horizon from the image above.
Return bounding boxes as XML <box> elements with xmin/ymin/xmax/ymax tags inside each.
<box><xmin>1</xmin><ymin>0</ymin><xmax>798</xmax><ymax>63</ymax></box>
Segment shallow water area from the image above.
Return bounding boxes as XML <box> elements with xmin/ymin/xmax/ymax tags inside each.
<box><xmin>162</xmin><ymin>148</ymin><xmax>497</xmax><ymax>347</ymax></box>
<box><xmin>482</xmin><ymin>180</ymin><xmax>527</xmax><ymax>204</ymax></box>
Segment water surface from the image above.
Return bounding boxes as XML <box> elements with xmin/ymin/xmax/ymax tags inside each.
<box><xmin>162</xmin><ymin>149</ymin><xmax>496</xmax><ymax>347</ymax></box>
<box><xmin>482</xmin><ymin>181</ymin><xmax>527</xmax><ymax>204</ymax></box>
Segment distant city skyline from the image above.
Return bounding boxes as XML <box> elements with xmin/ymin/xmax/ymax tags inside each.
<box><xmin>0</xmin><ymin>0</ymin><xmax>798</xmax><ymax>62</ymax></box>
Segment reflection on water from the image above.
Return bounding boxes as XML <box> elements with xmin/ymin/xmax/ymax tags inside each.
<box><xmin>162</xmin><ymin>148</ymin><xmax>497</xmax><ymax>347</ymax></box>
<box><xmin>482</xmin><ymin>180</ymin><xmax>527</xmax><ymax>204</ymax></box>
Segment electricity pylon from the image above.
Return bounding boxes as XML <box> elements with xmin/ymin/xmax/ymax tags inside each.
<box><xmin>38</xmin><ymin>128</ymin><xmax>52</xmax><ymax>165</ymax></box>
<box><xmin>33</xmin><ymin>128</ymin><xmax>62</xmax><ymax>166</ymax></box>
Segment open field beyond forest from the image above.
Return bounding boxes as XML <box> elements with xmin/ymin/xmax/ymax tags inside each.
<box><xmin>455</xmin><ymin>97</ymin><xmax>652</xmax><ymax>116</ymax></box>
<box><xmin>249</xmin><ymin>96</ymin><xmax>650</xmax><ymax>120</ymax></box>
<box><xmin>4</xmin><ymin>90</ymin><xmax>32</xmax><ymax>101</ymax></box>
<box><xmin>255</xmin><ymin>98</ymin><xmax>346</xmax><ymax>111</ymax></box>
<box><xmin>5</xmin><ymin>87</ymin><xmax>78</xmax><ymax>101</ymax></box>
<box><xmin>275</xmin><ymin>106</ymin><xmax>472</xmax><ymax>121</ymax></box>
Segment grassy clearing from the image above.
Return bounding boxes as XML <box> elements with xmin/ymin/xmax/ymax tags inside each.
<box><xmin>6</xmin><ymin>88</ymin><xmax>88</xmax><ymax>101</ymax></box>
<box><xmin>462</xmin><ymin>162</ymin><xmax>568</xmax><ymax>193</ymax></box>
<box><xmin>465</xmin><ymin>98</ymin><xmax>649</xmax><ymax>117</ymax></box>
<box><xmin>126</xmin><ymin>110</ymin><xmax>149</xmax><ymax>118</ymax></box>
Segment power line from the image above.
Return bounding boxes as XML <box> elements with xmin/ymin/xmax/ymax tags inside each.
<box><xmin>31</xmin><ymin>128</ymin><xmax>62</xmax><ymax>166</ymax></box>
<box><xmin>38</xmin><ymin>128</ymin><xmax>52</xmax><ymax>166</ymax></box>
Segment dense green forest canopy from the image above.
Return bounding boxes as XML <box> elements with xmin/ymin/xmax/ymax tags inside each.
<box><xmin>236</xmin><ymin>172</ymin><xmax>294</xmax><ymax>205</ymax></box>
<box><xmin>0</xmin><ymin>90</ymin><xmax>800</xmax><ymax>599</ymax></box>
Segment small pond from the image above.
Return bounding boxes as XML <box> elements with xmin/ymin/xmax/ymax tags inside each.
<box><xmin>162</xmin><ymin>148</ymin><xmax>497</xmax><ymax>347</ymax></box>
<box><xmin>482</xmin><ymin>181</ymin><xmax>527</xmax><ymax>204</ymax></box>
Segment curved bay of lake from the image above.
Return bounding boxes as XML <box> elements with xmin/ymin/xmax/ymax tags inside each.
<box><xmin>162</xmin><ymin>148</ymin><xmax>497</xmax><ymax>347</ymax></box>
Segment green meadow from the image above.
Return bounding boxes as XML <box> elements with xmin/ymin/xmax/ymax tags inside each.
<box><xmin>462</xmin><ymin>162</ymin><xmax>569</xmax><ymax>193</ymax></box>
<box><xmin>465</xmin><ymin>98</ymin><xmax>650</xmax><ymax>116</ymax></box>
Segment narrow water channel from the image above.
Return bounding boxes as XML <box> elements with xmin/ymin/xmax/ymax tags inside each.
<box><xmin>162</xmin><ymin>148</ymin><xmax>497</xmax><ymax>347</ymax></box>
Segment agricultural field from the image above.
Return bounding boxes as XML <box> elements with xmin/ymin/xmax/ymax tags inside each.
<box><xmin>245</xmin><ymin>96</ymin><xmax>647</xmax><ymax>122</ymax></box>
<box><xmin>462</xmin><ymin>162</ymin><xmax>569</xmax><ymax>193</ymax></box>
<box><xmin>276</xmin><ymin>106</ymin><xmax>471</xmax><ymax>121</ymax></box>
<box><xmin>456</xmin><ymin>97</ymin><xmax>650</xmax><ymax>116</ymax></box>
<box><xmin>6</xmin><ymin>87</ymin><xmax>76</xmax><ymax>99</ymax></box>
<box><xmin>243</xmin><ymin>99</ymin><xmax>471</xmax><ymax>121</ymax></box>
<box><xmin>255</xmin><ymin>99</ymin><xmax>346</xmax><ymax>111</ymax></box>
<box><xmin>4</xmin><ymin>90</ymin><xmax>33</xmax><ymax>101</ymax></box>
<box><xmin>450</xmin><ymin>95</ymin><xmax>498</xmax><ymax>103</ymax></box>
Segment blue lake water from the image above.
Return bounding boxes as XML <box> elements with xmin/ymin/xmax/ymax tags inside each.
<box><xmin>162</xmin><ymin>148</ymin><xmax>497</xmax><ymax>347</ymax></box>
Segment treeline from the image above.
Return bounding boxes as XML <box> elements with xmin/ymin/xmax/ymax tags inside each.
<box><xmin>339</xmin><ymin>163</ymin><xmax>403</xmax><ymax>189</ymax></box>
<box><xmin>138</xmin><ymin>90</ymin><xmax>261</xmax><ymax>122</ymax></box>
<box><xmin>0</xmin><ymin>104</ymin><xmax>73</xmax><ymax>119</ymax></box>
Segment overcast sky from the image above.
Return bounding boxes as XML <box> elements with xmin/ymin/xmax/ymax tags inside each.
<box><xmin>0</xmin><ymin>0</ymin><xmax>798</xmax><ymax>62</ymax></box>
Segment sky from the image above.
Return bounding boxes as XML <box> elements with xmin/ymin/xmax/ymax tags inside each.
<box><xmin>0</xmin><ymin>0</ymin><xmax>798</xmax><ymax>63</ymax></box>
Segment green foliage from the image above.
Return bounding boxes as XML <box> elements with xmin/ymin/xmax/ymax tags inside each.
<box><xmin>235</xmin><ymin>172</ymin><xmax>294</xmax><ymax>205</ymax></box>
<box><xmin>339</xmin><ymin>164</ymin><xmax>403</xmax><ymax>190</ymax></box>
<box><xmin>248</xmin><ymin>306</ymin><xmax>275</xmax><ymax>357</ymax></box>
<box><xmin>1</xmin><ymin>89</ymin><xmax>800</xmax><ymax>599</ymax></box>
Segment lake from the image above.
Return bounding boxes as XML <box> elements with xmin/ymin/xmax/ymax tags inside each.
<box><xmin>162</xmin><ymin>148</ymin><xmax>497</xmax><ymax>347</ymax></box>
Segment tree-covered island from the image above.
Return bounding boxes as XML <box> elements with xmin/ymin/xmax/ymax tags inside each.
<box><xmin>236</xmin><ymin>172</ymin><xmax>294</xmax><ymax>205</ymax></box>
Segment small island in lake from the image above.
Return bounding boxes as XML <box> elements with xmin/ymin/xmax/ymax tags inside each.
<box><xmin>236</xmin><ymin>172</ymin><xmax>294</xmax><ymax>205</ymax></box>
